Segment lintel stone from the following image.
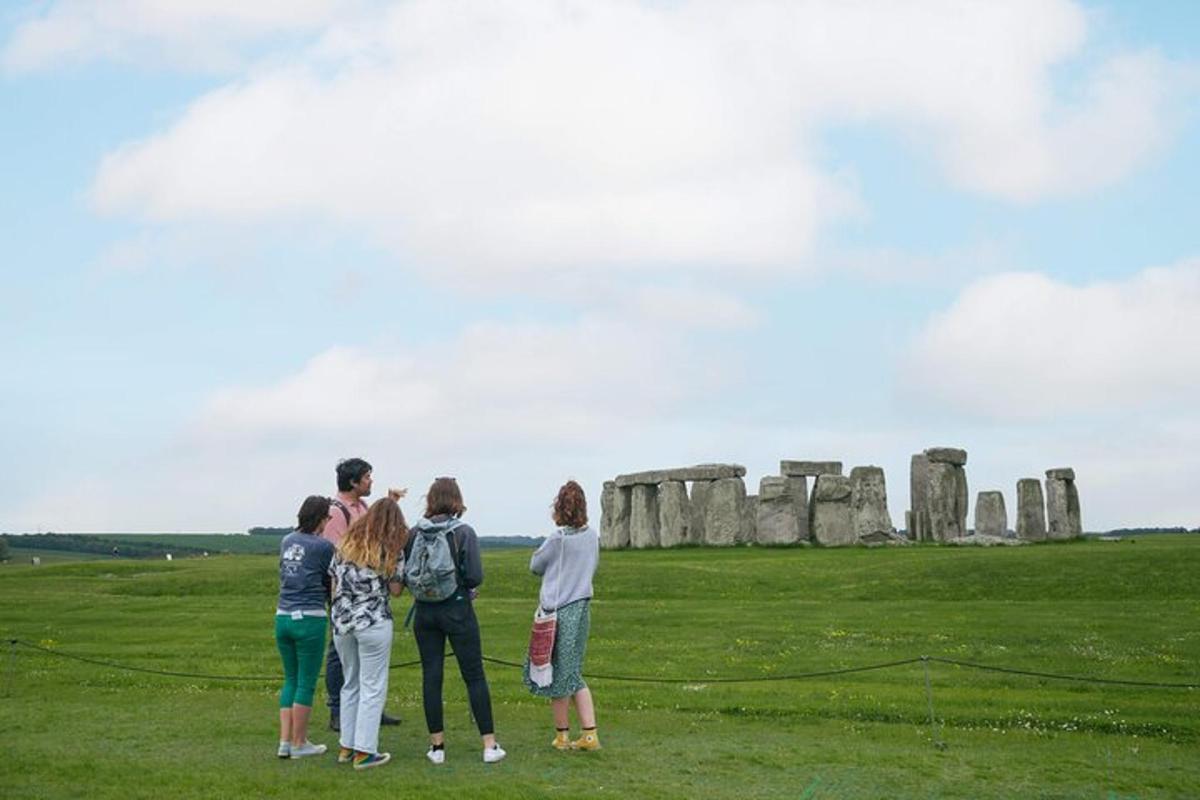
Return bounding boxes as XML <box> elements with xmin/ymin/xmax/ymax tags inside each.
<box><xmin>925</xmin><ymin>447</ymin><xmax>967</xmax><ymax>466</ymax></box>
<box><xmin>780</xmin><ymin>460</ymin><xmax>843</xmax><ymax>477</ymax></box>
<box><xmin>615</xmin><ymin>463</ymin><xmax>746</xmax><ymax>488</ymax></box>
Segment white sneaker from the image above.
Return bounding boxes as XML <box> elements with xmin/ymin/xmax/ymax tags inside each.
<box><xmin>276</xmin><ymin>741</ymin><xmax>291</xmax><ymax>759</ymax></box>
<box><xmin>290</xmin><ymin>741</ymin><xmax>328</xmax><ymax>758</ymax></box>
<box><xmin>426</xmin><ymin>747</ymin><xmax>446</xmax><ymax>765</ymax></box>
<box><xmin>483</xmin><ymin>744</ymin><xmax>507</xmax><ymax>764</ymax></box>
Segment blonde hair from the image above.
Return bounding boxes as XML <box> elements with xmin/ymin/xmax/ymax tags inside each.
<box><xmin>337</xmin><ymin>497</ymin><xmax>408</xmax><ymax>574</ymax></box>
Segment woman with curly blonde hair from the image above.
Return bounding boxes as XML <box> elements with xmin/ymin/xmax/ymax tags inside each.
<box><xmin>329</xmin><ymin>497</ymin><xmax>408</xmax><ymax>770</ymax></box>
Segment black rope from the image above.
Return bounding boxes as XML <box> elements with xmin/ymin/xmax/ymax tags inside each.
<box><xmin>928</xmin><ymin>656</ymin><xmax>1200</xmax><ymax>690</ymax></box>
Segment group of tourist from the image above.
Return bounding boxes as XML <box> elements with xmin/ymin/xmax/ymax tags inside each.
<box><xmin>273</xmin><ymin>457</ymin><xmax>601</xmax><ymax>770</ymax></box>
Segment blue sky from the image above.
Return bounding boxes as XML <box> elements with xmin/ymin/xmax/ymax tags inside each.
<box><xmin>1</xmin><ymin>1</ymin><xmax>1197</xmax><ymax>534</ymax></box>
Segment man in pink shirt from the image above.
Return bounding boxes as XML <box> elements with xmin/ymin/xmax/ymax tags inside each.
<box><xmin>323</xmin><ymin>458</ymin><xmax>403</xmax><ymax>731</ymax></box>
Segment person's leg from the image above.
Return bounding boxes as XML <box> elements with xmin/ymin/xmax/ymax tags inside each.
<box><xmin>352</xmin><ymin>620</ymin><xmax>393</xmax><ymax>756</ymax></box>
<box><xmin>550</xmin><ymin>696</ymin><xmax>571</xmax><ymax>749</ymax></box>
<box><xmin>334</xmin><ymin>632</ymin><xmax>361</xmax><ymax>752</ymax></box>
<box><xmin>574</xmin><ymin>687</ymin><xmax>596</xmax><ymax>728</ymax></box>
<box><xmin>413</xmin><ymin>607</ymin><xmax>448</xmax><ymax>743</ymax></box>
<box><xmin>324</xmin><ymin>634</ymin><xmax>343</xmax><ymax>724</ymax></box>
<box><xmin>290</xmin><ymin>616</ymin><xmax>327</xmax><ymax>745</ymax></box>
<box><xmin>446</xmin><ymin>604</ymin><xmax>496</xmax><ymax>746</ymax></box>
<box><xmin>276</xmin><ymin>616</ymin><xmax>298</xmax><ymax>747</ymax></box>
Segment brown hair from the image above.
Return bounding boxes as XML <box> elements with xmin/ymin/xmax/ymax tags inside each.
<box><xmin>424</xmin><ymin>477</ymin><xmax>466</xmax><ymax>518</ymax></box>
<box><xmin>552</xmin><ymin>480</ymin><xmax>588</xmax><ymax>528</ymax></box>
<box><xmin>296</xmin><ymin>495</ymin><xmax>331</xmax><ymax>534</ymax></box>
<box><xmin>337</xmin><ymin>497</ymin><xmax>408</xmax><ymax>574</ymax></box>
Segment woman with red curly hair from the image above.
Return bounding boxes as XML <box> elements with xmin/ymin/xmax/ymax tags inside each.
<box><xmin>523</xmin><ymin>480</ymin><xmax>601</xmax><ymax>750</ymax></box>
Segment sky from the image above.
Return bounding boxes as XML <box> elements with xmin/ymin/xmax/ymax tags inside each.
<box><xmin>1</xmin><ymin>0</ymin><xmax>1198</xmax><ymax>535</ymax></box>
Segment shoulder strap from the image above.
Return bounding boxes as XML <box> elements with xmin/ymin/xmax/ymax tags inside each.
<box><xmin>330</xmin><ymin>498</ymin><xmax>352</xmax><ymax>525</ymax></box>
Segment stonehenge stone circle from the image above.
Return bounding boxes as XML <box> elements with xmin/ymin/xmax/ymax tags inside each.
<box><xmin>629</xmin><ymin>484</ymin><xmax>660</xmax><ymax>549</ymax></box>
<box><xmin>1045</xmin><ymin>468</ymin><xmax>1082</xmax><ymax>539</ymax></box>
<box><xmin>756</xmin><ymin>476</ymin><xmax>802</xmax><ymax>544</ymax></box>
<box><xmin>849</xmin><ymin>466</ymin><xmax>894</xmax><ymax>539</ymax></box>
<box><xmin>1016</xmin><ymin>479</ymin><xmax>1047</xmax><ymax>541</ymax></box>
<box><xmin>810</xmin><ymin>474</ymin><xmax>855</xmax><ymax>546</ymax></box>
<box><xmin>704</xmin><ymin>476</ymin><xmax>747</xmax><ymax>546</ymax></box>
<box><xmin>974</xmin><ymin>491</ymin><xmax>1007</xmax><ymax>538</ymax></box>
<box><xmin>657</xmin><ymin>480</ymin><xmax>690</xmax><ymax>547</ymax></box>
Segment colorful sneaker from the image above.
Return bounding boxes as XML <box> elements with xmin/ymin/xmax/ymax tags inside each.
<box><xmin>426</xmin><ymin>746</ymin><xmax>446</xmax><ymax>765</ymax></box>
<box><xmin>483</xmin><ymin>744</ymin><xmax>507</xmax><ymax>764</ymax></box>
<box><xmin>289</xmin><ymin>741</ymin><xmax>328</xmax><ymax>758</ymax></box>
<box><xmin>571</xmin><ymin>731</ymin><xmax>601</xmax><ymax>751</ymax></box>
<box><xmin>337</xmin><ymin>747</ymin><xmax>355</xmax><ymax>764</ymax></box>
<box><xmin>551</xmin><ymin>731</ymin><xmax>571</xmax><ymax>751</ymax></box>
<box><xmin>353</xmin><ymin>752</ymin><xmax>391</xmax><ymax>770</ymax></box>
<box><xmin>277</xmin><ymin>741</ymin><xmax>291</xmax><ymax>759</ymax></box>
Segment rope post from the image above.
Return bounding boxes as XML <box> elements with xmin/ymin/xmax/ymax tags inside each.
<box><xmin>921</xmin><ymin>656</ymin><xmax>946</xmax><ymax>750</ymax></box>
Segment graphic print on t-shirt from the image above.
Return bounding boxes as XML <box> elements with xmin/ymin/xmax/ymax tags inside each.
<box><xmin>282</xmin><ymin>543</ymin><xmax>305</xmax><ymax>577</ymax></box>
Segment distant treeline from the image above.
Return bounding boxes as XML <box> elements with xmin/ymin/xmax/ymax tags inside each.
<box><xmin>4</xmin><ymin>533</ymin><xmax>207</xmax><ymax>559</ymax></box>
<box><xmin>247</xmin><ymin>527</ymin><xmax>290</xmax><ymax>536</ymax></box>
<box><xmin>1102</xmin><ymin>527</ymin><xmax>1199</xmax><ymax>536</ymax></box>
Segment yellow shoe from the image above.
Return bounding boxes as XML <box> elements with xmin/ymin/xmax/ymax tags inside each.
<box><xmin>551</xmin><ymin>730</ymin><xmax>571</xmax><ymax>751</ymax></box>
<box><xmin>571</xmin><ymin>731</ymin><xmax>601</xmax><ymax>751</ymax></box>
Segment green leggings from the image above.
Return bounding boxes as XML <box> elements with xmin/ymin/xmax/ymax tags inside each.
<box><xmin>275</xmin><ymin>614</ymin><xmax>327</xmax><ymax>708</ymax></box>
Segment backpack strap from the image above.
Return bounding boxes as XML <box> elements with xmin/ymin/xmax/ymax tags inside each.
<box><xmin>330</xmin><ymin>498</ymin><xmax>352</xmax><ymax>526</ymax></box>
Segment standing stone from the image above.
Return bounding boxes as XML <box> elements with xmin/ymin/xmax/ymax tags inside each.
<box><xmin>704</xmin><ymin>477</ymin><xmax>746</xmax><ymax>546</ymax></box>
<box><xmin>629</xmin><ymin>484</ymin><xmax>660</xmax><ymax>549</ymax></box>
<box><xmin>974</xmin><ymin>491</ymin><xmax>1007</xmax><ymax>538</ymax></box>
<box><xmin>927</xmin><ymin>461</ymin><xmax>968</xmax><ymax>541</ymax></box>
<box><xmin>1016</xmin><ymin>479</ymin><xmax>1046</xmax><ymax>541</ymax></box>
<box><xmin>756</xmin><ymin>477</ymin><xmax>801</xmax><ymax>544</ymax></box>
<box><xmin>657</xmin><ymin>480</ymin><xmax>690</xmax><ymax>548</ymax></box>
<box><xmin>786</xmin><ymin>476</ymin><xmax>811</xmax><ymax>541</ymax></box>
<box><xmin>850</xmin><ymin>466</ymin><xmax>894</xmax><ymax>540</ymax></box>
<box><xmin>602</xmin><ymin>484</ymin><xmax>631</xmax><ymax>549</ymax></box>
<box><xmin>810</xmin><ymin>475</ymin><xmax>855</xmax><ymax>546</ymax></box>
<box><xmin>909</xmin><ymin>453</ymin><xmax>931</xmax><ymax>541</ymax></box>
<box><xmin>1045</xmin><ymin>468</ymin><xmax>1082</xmax><ymax>540</ymax></box>
<box><xmin>742</xmin><ymin>495</ymin><xmax>759</xmax><ymax>544</ymax></box>
<box><xmin>688</xmin><ymin>480</ymin><xmax>712</xmax><ymax>545</ymax></box>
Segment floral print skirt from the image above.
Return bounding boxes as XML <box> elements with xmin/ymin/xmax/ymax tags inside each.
<box><xmin>523</xmin><ymin>598</ymin><xmax>590</xmax><ymax>698</ymax></box>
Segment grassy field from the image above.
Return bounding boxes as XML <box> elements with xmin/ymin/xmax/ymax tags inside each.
<box><xmin>1</xmin><ymin>538</ymin><xmax>1197</xmax><ymax>799</ymax></box>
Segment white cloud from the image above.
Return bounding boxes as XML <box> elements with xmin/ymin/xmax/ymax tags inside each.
<box><xmin>71</xmin><ymin>0</ymin><xmax>1190</xmax><ymax>288</ymax></box>
<box><xmin>903</xmin><ymin>259</ymin><xmax>1200</xmax><ymax>420</ymax></box>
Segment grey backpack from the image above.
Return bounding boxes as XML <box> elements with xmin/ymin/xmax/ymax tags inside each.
<box><xmin>404</xmin><ymin>521</ymin><xmax>463</xmax><ymax>602</ymax></box>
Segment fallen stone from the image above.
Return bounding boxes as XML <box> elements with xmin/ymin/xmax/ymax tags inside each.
<box><xmin>949</xmin><ymin>534</ymin><xmax>1026</xmax><ymax>547</ymax></box>
<box><xmin>629</xmin><ymin>484</ymin><xmax>660</xmax><ymax>548</ymax></box>
<box><xmin>850</xmin><ymin>466</ymin><xmax>894</xmax><ymax>539</ymax></box>
<box><xmin>756</xmin><ymin>477</ymin><xmax>801</xmax><ymax>545</ymax></box>
<box><xmin>974</xmin><ymin>491</ymin><xmax>1007</xmax><ymax>538</ymax></box>
<box><xmin>1015</xmin><ymin>479</ymin><xmax>1046</xmax><ymax>541</ymax></box>
<box><xmin>859</xmin><ymin>530</ymin><xmax>911</xmax><ymax>547</ymax></box>
<box><xmin>657</xmin><ymin>480</ymin><xmax>690</xmax><ymax>547</ymax></box>
<box><xmin>780</xmin><ymin>460</ymin><xmax>843</xmax><ymax>478</ymax></box>
<box><xmin>925</xmin><ymin>447</ymin><xmax>967</xmax><ymax>466</ymax></box>
<box><xmin>615</xmin><ymin>464</ymin><xmax>746</xmax><ymax>488</ymax></box>
<box><xmin>704</xmin><ymin>477</ymin><xmax>746</xmax><ymax>546</ymax></box>
<box><xmin>810</xmin><ymin>475</ymin><xmax>855</xmax><ymax>546</ymax></box>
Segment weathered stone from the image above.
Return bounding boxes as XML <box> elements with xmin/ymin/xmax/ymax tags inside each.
<box><xmin>925</xmin><ymin>447</ymin><xmax>967</xmax><ymax>466</ymax></box>
<box><xmin>756</xmin><ymin>477</ymin><xmax>801</xmax><ymax>544</ymax></box>
<box><xmin>810</xmin><ymin>475</ymin><xmax>855</xmax><ymax>546</ymax></box>
<box><xmin>787</xmin><ymin>476</ymin><xmax>811</xmax><ymax>541</ymax></box>
<box><xmin>629</xmin><ymin>484</ymin><xmax>660</xmax><ymax>548</ymax></box>
<box><xmin>703</xmin><ymin>477</ymin><xmax>745</xmax><ymax>546</ymax></box>
<box><xmin>1045</xmin><ymin>467</ymin><xmax>1075</xmax><ymax>481</ymax></box>
<box><xmin>909</xmin><ymin>453</ymin><xmax>931</xmax><ymax>541</ymax></box>
<box><xmin>1046</xmin><ymin>470</ymin><xmax>1082</xmax><ymax>540</ymax></box>
<box><xmin>615</xmin><ymin>464</ymin><xmax>746</xmax><ymax>488</ymax></box>
<box><xmin>601</xmin><ymin>483</ymin><xmax>631</xmax><ymax>549</ymax></box>
<box><xmin>688</xmin><ymin>480</ymin><xmax>711</xmax><ymax>545</ymax></box>
<box><xmin>1016</xmin><ymin>479</ymin><xmax>1046</xmax><ymax>541</ymax></box>
<box><xmin>974</xmin><ymin>491</ymin><xmax>1007</xmax><ymax>538</ymax></box>
<box><xmin>742</xmin><ymin>495</ymin><xmax>758</xmax><ymax>544</ymax></box>
<box><xmin>657</xmin><ymin>480</ymin><xmax>690</xmax><ymax>548</ymax></box>
<box><xmin>780</xmin><ymin>460</ymin><xmax>843</xmax><ymax>478</ymax></box>
<box><xmin>850</xmin><ymin>466</ymin><xmax>894</xmax><ymax>540</ymax></box>
<box><xmin>927</xmin><ymin>461</ymin><xmax>968</xmax><ymax>541</ymax></box>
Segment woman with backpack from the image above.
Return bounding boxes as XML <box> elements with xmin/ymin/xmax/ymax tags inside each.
<box><xmin>275</xmin><ymin>495</ymin><xmax>336</xmax><ymax>759</ymax></box>
<box><xmin>523</xmin><ymin>480</ymin><xmax>602</xmax><ymax>750</ymax></box>
<box><xmin>404</xmin><ymin>477</ymin><xmax>505</xmax><ymax>764</ymax></box>
<box><xmin>328</xmin><ymin>497</ymin><xmax>408</xmax><ymax>770</ymax></box>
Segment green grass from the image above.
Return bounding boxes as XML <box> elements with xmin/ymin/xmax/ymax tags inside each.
<box><xmin>1</xmin><ymin>539</ymin><xmax>1198</xmax><ymax>799</ymax></box>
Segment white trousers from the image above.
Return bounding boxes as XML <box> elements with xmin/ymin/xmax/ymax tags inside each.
<box><xmin>334</xmin><ymin>619</ymin><xmax>393</xmax><ymax>755</ymax></box>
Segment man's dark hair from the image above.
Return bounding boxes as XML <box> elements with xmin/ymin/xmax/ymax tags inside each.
<box><xmin>336</xmin><ymin>458</ymin><xmax>373</xmax><ymax>492</ymax></box>
<box><xmin>297</xmin><ymin>495</ymin><xmax>332</xmax><ymax>533</ymax></box>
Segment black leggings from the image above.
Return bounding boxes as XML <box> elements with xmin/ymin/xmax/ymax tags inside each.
<box><xmin>413</xmin><ymin>597</ymin><xmax>495</xmax><ymax>736</ymax></box>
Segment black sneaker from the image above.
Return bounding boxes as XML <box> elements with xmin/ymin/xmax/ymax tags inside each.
<box><xmin>329</xmin><ymin>713</ymin><xmax>340</xmax><ymax>732</ymax></box>
<box><xmin>379</xmin><ymin>711</ymin><xmax>401</xmax><ymax>726</ymax></box>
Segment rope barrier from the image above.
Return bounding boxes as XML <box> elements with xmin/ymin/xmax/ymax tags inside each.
<box><xmin>7</xmin><ymin>638</ymin><xmax>1198</xmax><ymax>689</ymax></box>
